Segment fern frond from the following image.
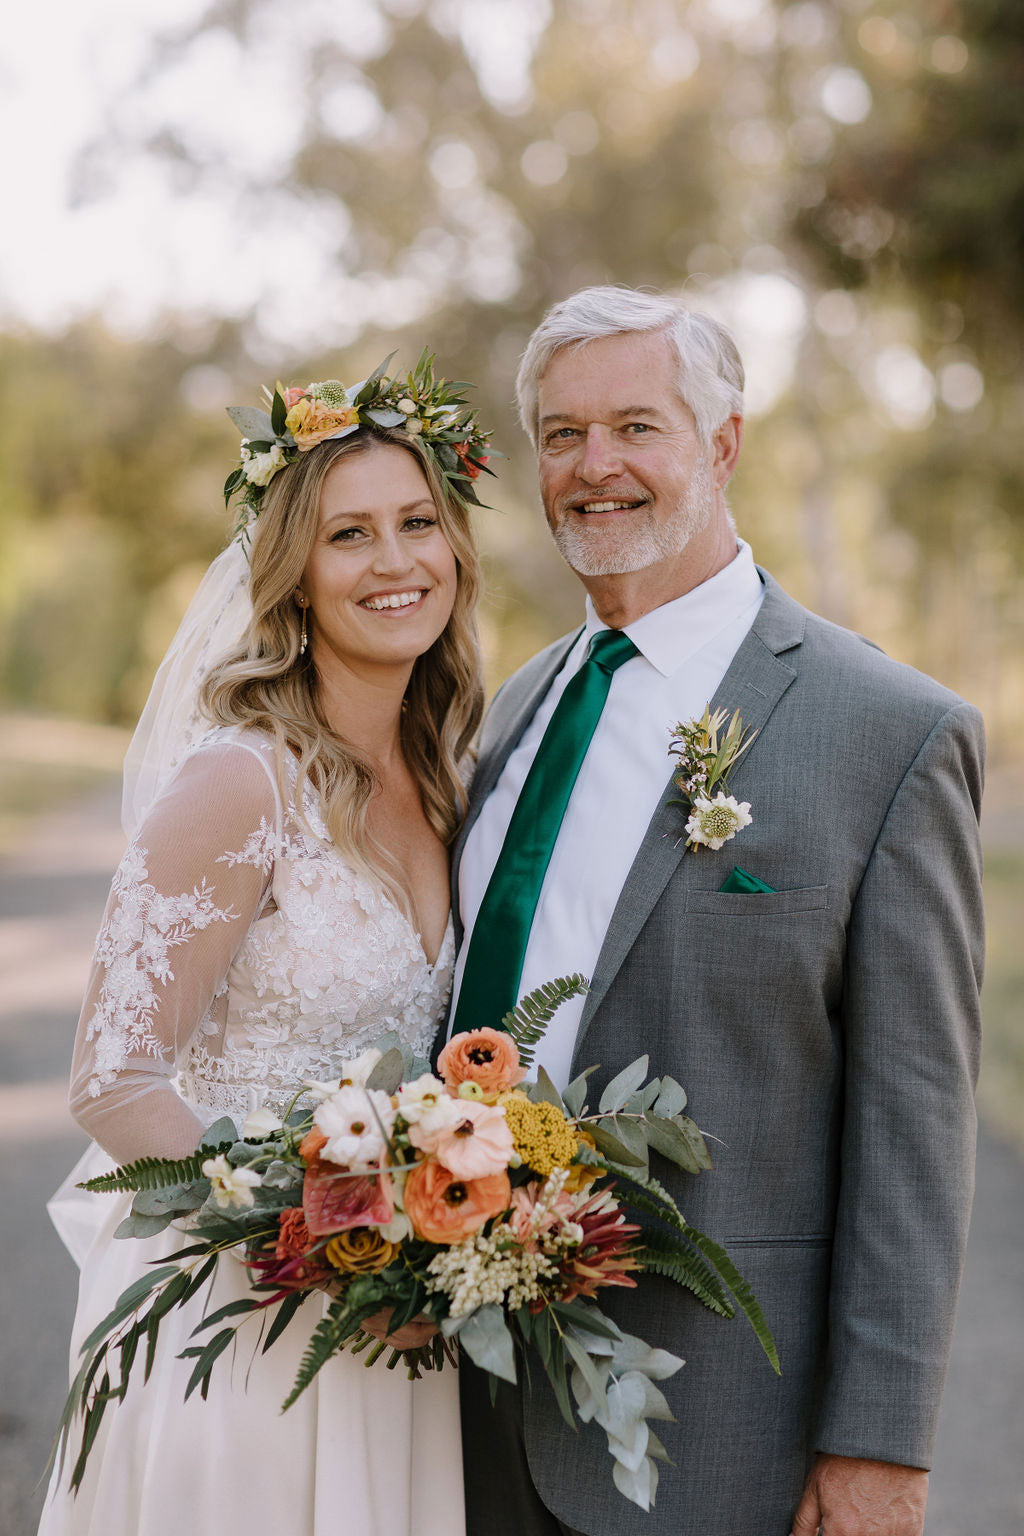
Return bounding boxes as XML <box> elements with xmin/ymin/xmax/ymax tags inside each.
<box><xmin>281</xmin><ymin>1300</ymin><xmax>359</xmax><ymax>1411</ymax></box>
<box><xmin>684</xmin><ymin>1227</ymin><xmax>781</xmax><ymax>1374</ymax></box>
<box><xmin>500</xmin><ymin>975</ymin><xmax>588</xmax><ymax>1069</ymax></box>
<box><xmin>78</xmin><ymin>1143</ymin><xmax>234</xmax><ymax>1194</ymax></box>
<box><xmin>638</xmin><ymin>1231</ymin><xmax>734</xmax><ymax>1318</ymax></box>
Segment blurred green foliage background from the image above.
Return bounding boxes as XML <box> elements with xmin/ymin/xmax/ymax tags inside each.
<box><xmin>0</xmin><ymin>0</ymin><xmax>1021</xmax><ymax>1132</ymax></box>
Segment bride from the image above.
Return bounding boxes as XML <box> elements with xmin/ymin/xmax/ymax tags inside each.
<box><xmin>39</xmin><ymin>361</ymin><xmax>490</xmax><ymax>1536</ymax></box>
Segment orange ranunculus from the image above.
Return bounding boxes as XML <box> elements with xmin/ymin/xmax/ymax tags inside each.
<box><xmin>288</xmin><ymin>396</ymin><xmax>360</xmax><ymax>450</ymax></box>
<box><xmin>437</xmin><ymin>1028</ymin><xmax>526</xmax><ymax>1098</ymax></box>
<box><xmin>299</xmin><ymin>1127</ymin><xmax>328</xmax><ymax>1163</ymax></box>
<box><xmin>403</xmin><ymin>1159</ymin><xmax>510</xmax><ymax>1244</ymax></box>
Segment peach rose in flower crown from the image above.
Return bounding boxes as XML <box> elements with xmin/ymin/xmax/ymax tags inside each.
<box><xmin>403</xmin><ymin>1160</ymin><xmax>511</xmax><ymax>1244</ymax></box>
<box><xmin>286</xmin><ymin>395</ymin><xmax>360</xmax><ymax>450</ymax></box>
<box><xmin>437</xmin><ymin>1028</ymin><xmax>526</xmax><ymax>1099</ymax></box>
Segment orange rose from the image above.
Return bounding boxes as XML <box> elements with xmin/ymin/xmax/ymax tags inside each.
<box><xmin>281</xmin><ymin>385</ymin><xmax>307</xmax><ymax>408</ymax></box>
<box><xmin>403</xmin><ymin>1159</ymin><xmax>510</xmax><ymax>1244</ymax></box>
<box><xmin>289</xmin><ymin>397</ymin><xmax>360</xmax><ymax>450</ymax></box>
<box><xmin>437</xmin><ymin>1028</ymin><xmax>526</xmax><ymax>1098</ymax></box>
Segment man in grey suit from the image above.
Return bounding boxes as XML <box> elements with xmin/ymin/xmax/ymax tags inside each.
<box><xmin>449</xmin><ymin>287</ymin><xmax>984</xmax><ymax>1536</ymax></box>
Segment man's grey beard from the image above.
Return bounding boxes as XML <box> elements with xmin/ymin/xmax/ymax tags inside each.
<box><xmin>548</xmin><ymin>459</ymin><xmax>714</xmax><ymax>578</ymax></box>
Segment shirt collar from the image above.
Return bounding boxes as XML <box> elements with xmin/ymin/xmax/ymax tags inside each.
<box><xmin>582</xmin><ymin>541</ymin><xmax>764</xmax><ymax>679</ymax></box>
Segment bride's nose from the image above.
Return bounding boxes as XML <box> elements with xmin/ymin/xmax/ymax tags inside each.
<box><xmin>371</xmin><ymin>528</ymin><xmax>415</xmax><ymax>575</ymax></box>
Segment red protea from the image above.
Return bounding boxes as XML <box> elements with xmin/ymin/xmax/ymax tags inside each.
<box><xmin>557</xmin><ymin>1187</ymin><xmax>642</xmax><ymax>1302</ymax></box>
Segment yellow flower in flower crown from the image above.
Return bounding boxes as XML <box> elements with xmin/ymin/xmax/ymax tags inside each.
<box><xmin>498</xmin><ymin>1091</ymin><xmax>578</xmax><ymax>1177</ymax></box>
<box><xmin>325</xmin><ymin>1227</ymin><xmax>398</xmax><ymax>1274</ymax></box>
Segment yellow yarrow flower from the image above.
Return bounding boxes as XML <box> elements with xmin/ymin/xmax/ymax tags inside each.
<box><xmin>499</xmin><ymin>1091</ymin><xmax>579</xmax><ymax>1176</ymax></box>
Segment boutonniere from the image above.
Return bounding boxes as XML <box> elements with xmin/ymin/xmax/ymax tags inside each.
<box><xmin>668</xmin><ymin>705</ymin><xmax>757</xmax><ymax>851</ymax></box>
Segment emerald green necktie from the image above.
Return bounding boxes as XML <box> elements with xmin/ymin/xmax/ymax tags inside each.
<box><xmin>451</xmin><ymin>627</ymin><xmax>638</xmax><ymax>1035</ymax></box>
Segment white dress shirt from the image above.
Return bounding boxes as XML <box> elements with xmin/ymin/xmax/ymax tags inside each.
<box><xmin>451</xmin><ymin>542</ymin><xmax>765</xmax><ymax>1089</ymax></box>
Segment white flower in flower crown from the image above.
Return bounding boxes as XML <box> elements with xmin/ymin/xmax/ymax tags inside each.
<box><xmin>684</xmin><ymin>792</ymin><xmax>753</xmax><ymax>851</ymax></box>
<box><xmin>314</xmin><ymin>1084</ymin><xmax>396</xmax><ymax>1165</ymax></box>
<box><xmin>202</xmin><ymin>1154</ymin><xmax>262</xmax><ymax>1208</ymax></box>
<box><xmin>242</xmin><ymin>443</ymin><xmax>287</xmax><ymax>486</ymax></box>
<box><xmin>404</xmin><ymin>417</ymin><xmax>424</xmax><ymax>434</ymax></box>
<box><xmin>396</xmin><ymin>397</ymin><xmax>417</xmax><ymax>413</ymax></box>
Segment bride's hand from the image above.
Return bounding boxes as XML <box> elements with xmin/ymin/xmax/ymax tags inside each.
<box><xmin>361</xmin><ymin>1307</ymin><xmax>438</xmax><ymax>1350</ymax></box>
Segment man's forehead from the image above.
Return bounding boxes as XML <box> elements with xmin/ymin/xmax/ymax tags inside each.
<box><xmin>537</xmin><ymin>331</ymin><xmax>682</xmax><ymax>420</ymax></box>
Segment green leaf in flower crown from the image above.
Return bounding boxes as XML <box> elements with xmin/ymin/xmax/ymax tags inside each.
<box><xmin>458</xmin><ymin>1303</ymin><xmax>517</xmax><ymax>1384</ymax></box>
<box><xmin>227</xmin><ymin>405</ymin><xmax>275</xmax><ymax>441</ymax></box>
<box><xmin>365</xmin><ymin>407</ymin><xmax>406</xmax><ymax>428</ymax></box>
<box><xmin>599</xmin><ymin>1056</ymin><xmax>650</xmax><ymax>1114</ymax></box>
<box><xmin>271</xmin><ymin>390</ymin><xmax>287</xmax><ymax>436</ymax></box>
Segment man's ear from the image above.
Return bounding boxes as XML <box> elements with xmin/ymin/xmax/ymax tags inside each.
<box><xmin>712</xmin><ymin>414</ymin><xmax>743</xmax><ymax>487</ymax></box>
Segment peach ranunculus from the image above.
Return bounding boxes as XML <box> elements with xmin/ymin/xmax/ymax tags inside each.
<box><xmin>303</xmin><ymin>1160</ymin><xmax>394</xmax><ymax>1235</ymax></box>
<box><xmin>403</xmin><ymin>1160</ymin><xmax>510</xmax><ymax>1244</ymax></box>
<box><xmin>286</xmin><ymin>395</ymin><xmax>360</xmax><ymax>449</ymax></box>
<box><xmin>437</xmin><ymin>1028</ymin><xmax>526</xmax><ymax>1099</ymax></box>
<box><xmin>431</xmin><ymin>1100</ymin><xmax>515</xmax><ymax>1180</ymax></box>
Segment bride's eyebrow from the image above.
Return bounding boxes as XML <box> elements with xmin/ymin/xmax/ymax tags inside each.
<box><xmin>321</xmin><ymin>498</ymin><xmax>436</xmax><ymax>527</ymax></box>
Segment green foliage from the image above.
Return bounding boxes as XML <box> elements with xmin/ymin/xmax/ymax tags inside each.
<box><xmin>500</xmin><ymin>974</ymin><xmax>588</xmax><ymax>1069</ymax></box>
<box><xmin>79</xmin><ymin>1142</ymin><xmax>235</xmax><ymax>1194</ymax></box>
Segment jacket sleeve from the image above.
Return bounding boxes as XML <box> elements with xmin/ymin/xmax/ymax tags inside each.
<box><xmin>68</xmin><ymin>743</ymin><xmax>279</xmax><ymax>1164</ymax></box>
<box><xmin>815</xmin><ymin>700</ymin><xmax>985</xmax><ymax>1466</ymax></box>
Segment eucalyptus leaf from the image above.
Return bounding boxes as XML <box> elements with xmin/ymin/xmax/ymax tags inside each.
<box><xmin>562</xmin><ymin>1067</ymin><xmax>596</xmax><ymax>1118</ymax></box>
<box><xmin>114</xmin><ymin>1211</ymin><xmax>175</xmax><ymax>1240</ymax></box>
<box><xmin>365</xmin><ymin>407</ymin><xmax>406</xmax><ymax>427</ymax></box>
<box><xmin>365</xmin><ymin>1047</ymin><xmax>405</xmax><ymax>1095</ymax></box>
<box><xmin>652</xmin><ymin>1076</ymin><xmax>688</xmax><ymax>1118</ymax></box>
<box><xmin>642</xmin><ymin>1116</ymin><xmax>703</xmax><ymax>1175</ymax></box>
<box><xmin>587</xmin><ymin>1121</ymin><xmax>648</xmax><ymax>1169</ymax></box>
<box><xmin>200</xmin><ymin>1116</ymin><xmax>239</xmax><ymax>1149</ymax></box>
<box><xmin>529</xmin><ymin>1066</ymin><xmax>566</xmax><ymax>1111</ymax></box>
<box><xmin>599</xmin><ymin>1056</ymin><xmax>650</xmax><ymax>1114</ymax></box>
<box><xmin>458</xmin><ymin>1304</ymin><xmax>517</xmax><ymax>1384</ymax></box>
<box><xmin>226</xmin><ymin>406</ymin><xmax>274</xmax><ymax>441</ymax></box>
<box><xmin>130</xmin><ymin>1184</ymin><xmax>202</xmax><ymax>1217</ymax></box>
<box><xmin>611</xmin><ymin>1115</ymin><xmax>650</xmax><ymax>1169</ymax></box>
<box><xmin>670</xmin><ymin>1114</ymin><xmax>714</xmax><ymax>1172</ymax></box>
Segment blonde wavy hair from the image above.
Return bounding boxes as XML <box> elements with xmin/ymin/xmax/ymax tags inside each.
<box><xmin>200</xmin><ymin>427</ymin><xmax>484</xmax><ymax>909</ymax></box>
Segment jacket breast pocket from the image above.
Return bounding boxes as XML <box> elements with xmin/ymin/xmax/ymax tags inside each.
<box><xmin>685</xmin><ymin>885</ymin><xmax>829</xmax><ymax>917</ymax></box>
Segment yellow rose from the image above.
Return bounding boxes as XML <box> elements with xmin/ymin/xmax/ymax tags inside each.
<box><xmin>284</xmin><ymin>396</ymin><xmax>311</xmax><ymax>436</ymax></box>
<box><xmin>325</xmin><ymin>1227</ymin><xmax>398</xmax><ymax>1274</ymax></box>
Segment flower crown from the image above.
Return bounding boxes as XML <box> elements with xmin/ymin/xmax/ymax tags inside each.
<box><xmin>223</xmin><ymin>349</ymin><xmax>497</xmax><ymax>536</ymax></box>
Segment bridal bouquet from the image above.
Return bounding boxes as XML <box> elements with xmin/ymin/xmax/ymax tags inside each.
<box><xmin>57</xmin><ymin>978</ymin><xmax>778</xmax><ymax>1509</ymax></box>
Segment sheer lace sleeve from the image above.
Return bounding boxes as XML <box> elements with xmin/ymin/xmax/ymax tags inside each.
<box><xmin>69</xmin><ymin>739</ymin><xmax>281</xmax><ymax>1163</ymax></box>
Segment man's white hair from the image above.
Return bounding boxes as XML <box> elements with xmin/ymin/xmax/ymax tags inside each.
<box><xmin>515</xmin><ymin>285</ymin><xmax>744</xmax><ymax>448</ymax></box>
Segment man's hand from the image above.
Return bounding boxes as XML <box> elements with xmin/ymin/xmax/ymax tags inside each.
<box><xmin>790</xmin><ymin>1455</ymin><xmax>929</xmax><ymax>1536</ymax></box>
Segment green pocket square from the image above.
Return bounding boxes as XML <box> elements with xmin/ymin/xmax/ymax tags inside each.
<box><xmin>719</xmin><ymin>866</ymin><xmax>776</xmax><ymax>895</ymax></box>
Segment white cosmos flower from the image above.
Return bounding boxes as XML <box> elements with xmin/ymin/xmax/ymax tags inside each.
<box><xmin>241</xmin><ymin>1105</ymin><xmax>284</xmax><ymax>1139</ymax></box>
<box><xmin>395</xmin><ymin>1073</ymin><xmax>449</xmax><ymax>1125</ymax></box>
<box><xmin>302</xmin><ymin>1047</ymin><xmax>382</xmax><ymax>1102</ymax></box>
<box><xmin>684</xmin><ymin>792</ymin><xmax>753</xmax><ymax>851</ymax></box>
<box><xmin>202</xmin><ymin>1154</ymin><xmax>262</xmax><ymax>1209</ymax></box>
<box><xmin>314</xmin><ymin>1085</ymin><xmax>396</xmax><ymax>1165</ymax></box>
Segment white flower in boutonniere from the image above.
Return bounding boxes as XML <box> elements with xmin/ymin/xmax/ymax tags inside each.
<box><xmin>668</xmin><ymin>705</ymin><xmax>757</xmax><ymax>853</ymax></box>
<box><xmin>685</xmin><ymin>792</ymin><xmax>753</xmax><ymax>850</ymax></box>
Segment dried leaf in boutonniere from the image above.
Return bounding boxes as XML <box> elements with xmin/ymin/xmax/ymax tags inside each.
<box><xmin>668</xmin><ymin>705</ymin><xmax>757</xmax><ymax>852</ymax></box>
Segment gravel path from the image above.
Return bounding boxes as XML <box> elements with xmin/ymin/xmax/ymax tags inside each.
<box><xmin>1</xmin><ymin>783</ymin><xmax>1021</xmax><ymax>1534</ymax></box>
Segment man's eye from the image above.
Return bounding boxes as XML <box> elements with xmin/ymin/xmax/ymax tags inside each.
<box><xmin>625</xmin><ymin>423</ymin><xmax>652</xmax><ymax>434</ymax></box>
<box><xmin>546</xmin><ymin>428</ymin><xmax>578</xmax><ymax>444</ymax></box>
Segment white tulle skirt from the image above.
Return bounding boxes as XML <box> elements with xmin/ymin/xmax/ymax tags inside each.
<box><xmin>39</xmin><ymin>1144</ymin><xmax>465</xmax><ymax>1536</ymax></box>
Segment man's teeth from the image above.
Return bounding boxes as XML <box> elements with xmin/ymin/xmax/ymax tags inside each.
<box><xmin>362</xmin><ymin>590</ymin><xmax>424</xmax><ymax>611</ymax></box>
<box><xmin>580</xmin><ymin>500</ymin><xmax>638</xmax><ymax>513</ymax></box>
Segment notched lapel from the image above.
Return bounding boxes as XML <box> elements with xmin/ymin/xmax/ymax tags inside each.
<box><xmin>574</xmin><ymin>574</ymin><xmax>804</xmax><ymax>1054</ymax></box>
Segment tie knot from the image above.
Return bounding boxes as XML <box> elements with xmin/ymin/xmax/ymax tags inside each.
<box><xmin>587</xmin><ymin>629</ymin><xmax>639</xmax><ymax>674</ymax></box>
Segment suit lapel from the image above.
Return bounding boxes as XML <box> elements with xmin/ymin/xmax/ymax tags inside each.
<box><xmin>574</xmin><ymin>572</ymin><xmax>806</xmax><ymax>1049</ymax></box>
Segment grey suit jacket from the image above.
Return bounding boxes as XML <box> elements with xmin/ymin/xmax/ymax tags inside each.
<box><xmin>453</xmin><ymin>572</ymin><xmax>985</xmax><ymax>1536</ymax></box>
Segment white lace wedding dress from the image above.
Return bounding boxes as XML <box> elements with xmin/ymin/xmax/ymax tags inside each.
<box><xmin>39</xmin><ymin>728</ymin><xmax>464</xmax><ymax>1536</ymax></box>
